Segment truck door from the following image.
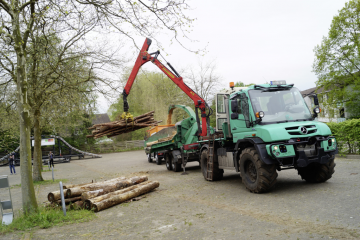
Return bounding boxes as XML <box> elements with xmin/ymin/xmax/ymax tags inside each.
<box><xmin>229</xmin><ymin>93</ymin><xmax>253</xmax><ymax>139</ymax></box>
<box><xmin>216</xmin><ymin>94</ymin><xmax>228</xmax><ymax>131</ymax></box>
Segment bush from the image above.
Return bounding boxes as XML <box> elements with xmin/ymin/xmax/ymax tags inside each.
<box><xmin>327</xmin><ymin>119</ymin><xmax>360</xmax><ymax>154</ymax></box>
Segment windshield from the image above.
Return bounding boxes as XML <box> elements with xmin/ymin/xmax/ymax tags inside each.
<box><xmin>248</xmin><ymin>87</ymin><xmax>312</xmax><ymax>123</ymax></box>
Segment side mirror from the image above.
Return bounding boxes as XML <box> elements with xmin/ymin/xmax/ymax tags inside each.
<box><xmin>313</xmin><ymin>95</ymin><xmax>319</xmax><ymax>106</ymax></box>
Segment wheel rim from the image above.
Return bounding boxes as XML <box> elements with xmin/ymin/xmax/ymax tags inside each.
<box><xmin>166</xmin><ymin>158</ymin><xmax>170</xmax><ymax>168</ymax></box>
<box><xmin>245</xmin><ymin>160</ymin><xmax>257</xmax><ymax>183</ymax></box>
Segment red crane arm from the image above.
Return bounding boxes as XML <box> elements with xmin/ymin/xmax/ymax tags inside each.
<box><xmin>122</xmin><ymin>38</ymin><xmax>209</xmax><ymax>137</ymax></box>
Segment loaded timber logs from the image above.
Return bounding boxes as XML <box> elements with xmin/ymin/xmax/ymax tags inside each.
<box><xmin>66</xmin><ymin>176</ymin><xmax>148</xmax><ymax>198</ymax></box>
<box><xmin>86</xmin><ymin>111</ymin><xmax>161</xmax><ymax>138</ymax></box>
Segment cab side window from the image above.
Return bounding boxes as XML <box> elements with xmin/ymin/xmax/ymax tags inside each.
<box><xmin>217</xmin><ymin>94</ymin><xmax>225</xmax><ymax>113</ymax></box>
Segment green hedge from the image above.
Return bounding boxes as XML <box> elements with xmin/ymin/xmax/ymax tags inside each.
<box><xmin>327</xmin><ymin>119</ymin><xmax>360</xmax><ymax>155</ymax></box>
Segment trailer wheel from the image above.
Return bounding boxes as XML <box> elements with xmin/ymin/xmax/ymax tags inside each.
<box><xmin>147</xmin><ymin>154</ymin><xmax>153</xmax><ymax>163</ymax></box>
<box><xmin>297</xmin><ymin>156</ymin><xmax>335</xmax><ymax>183</ymax></box>
<box><xmin>239</xmin><ymin>147</ymin><xmax>277</xmax><ymax>193</ymax></box>
<box><xmin>155</xmin><ymin>154</ymin><xmax>161</xmax><ymax>165</ymax></box>
<box><xmin>200</xmin><ymin>149</ymin><xmax>223</xmax><ymax>181</ymax></box>
<box><xmin>165</xmin><ymin>154</ymin><xmax>172</xmax><ymax>171</ymax></box>
<box><xmin>171</xmin><ymin>155</ymin><xmax>182</xmax><ymax>172</ymax></box>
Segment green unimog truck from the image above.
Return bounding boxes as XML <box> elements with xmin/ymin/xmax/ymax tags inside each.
<box><xmin>146</xmin><ymin>81</ymin><xmax>338</xmax><ymax>193</ymax></box>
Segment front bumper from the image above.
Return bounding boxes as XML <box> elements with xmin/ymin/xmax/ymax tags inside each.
<box><xmin>296</xmin><ymin>147</ymin><xmax>337</xmax><ymax>167</ymax></box>
<box><xmin>255</xmin><ymin>136</ymin><xmax>338</xmax><ymax>167</ymax></box>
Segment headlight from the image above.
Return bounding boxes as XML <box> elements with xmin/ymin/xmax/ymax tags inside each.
<box><xmin>313</xmin><ymin>107</ymin><xmax>320</xmax><ymax>114</ymax></box>
<box><xmin>274</xmin><ymin>146</ymin><xmax>278</xmax><ymax>150</ymax></box>
<box><xmin>332</xmin><ymin>138</ymin><xmax>335</xmax><ymax>143</ymax></box>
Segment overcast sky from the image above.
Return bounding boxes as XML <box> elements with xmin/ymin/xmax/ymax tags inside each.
<box><xmin>97</xmin><ymin>0</ymin><xmax>349</xmax><ymax>113</ymax></box>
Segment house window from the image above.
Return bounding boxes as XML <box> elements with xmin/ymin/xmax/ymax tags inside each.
<box><xmin>340</xmin><ymin>108</ymin><xmax>345</xmax><ymax>118</ymax></box>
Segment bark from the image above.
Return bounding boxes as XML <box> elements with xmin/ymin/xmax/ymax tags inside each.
<box><xmin>84</xmin><ymin>181</ymin><xmax>149</xmax><ymax>210</ymax></box>
<box><xmin>81</xmin><ymin>189</ymin><xmax>105</xmax><ymax>202</ymax></box>
<box><xmin>32</xmin><ymin>109</ymin><xmax>44</xmax><ymax>181</ymax></box>
<box><xmin>63</xmin><ymin>182</ymin><xmax>93</xmax><ymax>189</ymax></box>
<box><xmin>66</xmin><ymin>176</ymin><xmax>147</xmax><ymax>198</ymax></box>
<box><xmin>92</xmin><ymin>181</ymin><xmax>159</xmax><ymax>212</ymax></box>
<box><xmin>55</xmin><ymin>196</ymin><xmax>81</xmax><ymax>205</ymax></box>
<box><xmin>12</xmin><ymin>7</ymin><xmax>38</xmax><ymax>213</ymax></box>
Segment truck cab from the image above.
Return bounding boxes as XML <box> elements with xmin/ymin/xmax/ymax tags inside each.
<box><xmin>203</xmin><ymin>81</ymin><xmax>337</xmax><ymax>193</ymax></box>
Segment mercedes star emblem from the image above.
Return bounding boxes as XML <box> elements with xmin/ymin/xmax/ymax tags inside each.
<box><xmin>300</xmin><ymin>126</ymin><xmax>308</xmax><ymax>134</ymax></box>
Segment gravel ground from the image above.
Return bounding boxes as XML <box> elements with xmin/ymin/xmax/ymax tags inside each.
<box><xmin>0</xmin><ymin>150</ymin><xmax>359</xmax><ymax>240</ymax></box>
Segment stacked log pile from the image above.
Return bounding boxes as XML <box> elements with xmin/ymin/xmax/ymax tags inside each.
<box><xmin>87</xmin><ymin>111</ymin><xmax>161</xmax><ymax>139</ymax></box>
<box><xmin>46</xmin><ymin>176</ymin><xmax>159</xmax><ymax>212</ymax></box>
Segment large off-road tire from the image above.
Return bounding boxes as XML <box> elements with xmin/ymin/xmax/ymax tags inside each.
<box><xmin>297</xmin><ymin>156</ymin><xmax>335</xmax><ymax>183</ymax></box>
<box><xmin>239</xmin><ymin>147</ymin><xmax>277</xmax><ymax>193</ymax></box>
<box><xmin>168</xmin><ymin>153</ymin><xmax>181</xmax><ymax>172</ymax></box>
<box><xmin>200</xmin><ymin>149</ymin><xmax>224</xmax><ymax>181</ymax></box>
<box><xmin>147</xmin><ymin>154</ymin><xmax>153</xmax><ymax>163</ymax></box>
<box><xmin>165</xmin><ymin>154</ymin><xmax>172</xmax><ymax>171</ymax></box>
<box><xmin>155</xmin><ymin>154</ymin><xmax>161</xmax><ymax>165</ymax></box>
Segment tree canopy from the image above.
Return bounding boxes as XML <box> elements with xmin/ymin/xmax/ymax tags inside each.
<box><xmin>313</xmin><ymin>0</ymin><xmax>360</xmax><ymax>117</ymax></box>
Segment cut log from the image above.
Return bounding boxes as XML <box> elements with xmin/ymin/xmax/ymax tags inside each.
<box><xmin>63</xmin><ymin>182</ymin><xmax>93</xmax><ymax>189</ymax></box>
<box><xmin>92</xmin><ymin>181</ymin><xmax>159</xmax><ymax>212</ymax></box>
<box><xmin>70</xmin><ymin>201</ymin><xmax>85</xmax><ymax>210</ymax></box>
<box><xmin>84</xmin><ymin>181</ymin><xmax>150</xmax><ymax>210</ymax></box>
<box><xmin>54</xmin><ymin>196</ymin><xmax>82</xmax><ymax>205</ymax></box>
<box><xmin>67</xmin><ymin>176</ymin><xmax>148</xmax><ymax>198</ymax></box>
<box><xmin>48</xmin><ymin>191</ymin><xmax>62</xmax><ymax>202</ymax></box>
<box><xmin>81</xmin><ymin>189</ymin><xmax>104</xmax><ymax>202</ymax></box>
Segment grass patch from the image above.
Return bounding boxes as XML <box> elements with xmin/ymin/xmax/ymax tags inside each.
<box><xmin>0</xmin><ymin>207</ymin><xmax>96</xmax><ymax>234</ymax></box>
<box><xmin>11</xmin><ymin>179</ymin><xmax>68</xmax><ymax>189</ymax></box>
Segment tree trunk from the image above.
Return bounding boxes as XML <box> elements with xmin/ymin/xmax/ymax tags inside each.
<box><xmin>33</xmin><ymin>109</ymin><xmax>44</xmax><ymax>181</ymax></box>
<box><xmin>84</xmin><ymin>181</ymin><xmax>149</xmax><ymax>209</ymax></box>
<box><xmin>66</xmin><ymin>176</ymin><xmax>147</xmax><ymax>198</ymax></box>
<box><xmin>13</xmin><ymin>11</ymin><xmax>38</xmax><ymax>213</ymax></box>
<box><xmin>92</xmin><ymin>181</ymin><xmax>159</xmax><ymax>212</ymax></box>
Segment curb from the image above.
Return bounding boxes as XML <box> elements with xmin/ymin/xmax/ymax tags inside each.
<box><xmin>336</xmin><ymin>154</ymin><xmax>360</xmax><ymax>159</ymax></box>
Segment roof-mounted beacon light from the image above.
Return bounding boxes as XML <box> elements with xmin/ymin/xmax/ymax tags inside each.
<box><xmin>230</xmin><ymin>82</ymin><xmax>234</xmax><ymax>89</ymax></box>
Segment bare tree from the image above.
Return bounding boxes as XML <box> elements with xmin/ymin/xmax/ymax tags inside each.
<box><xmin>184</xmin><ymin>59</ymin><xmax>222</xmax><ymax>104</ymax></box>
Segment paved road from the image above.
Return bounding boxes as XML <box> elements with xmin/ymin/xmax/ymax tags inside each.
<box><xmin>1</xmin><ymin>151</ymin><xmax>360</xmax><ymax>239</ymax></box>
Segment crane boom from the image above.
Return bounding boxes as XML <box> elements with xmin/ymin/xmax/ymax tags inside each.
<box><xmin>122</xmin><ymin>38</ymin><xmax>210</xmax><ymax>137</ymax></box>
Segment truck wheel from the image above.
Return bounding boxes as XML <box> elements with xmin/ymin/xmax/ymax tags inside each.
<box><xmin>297</xmin><ymin>157</ymin><xmax>335</xmax><ymax>183</ymax></box>
<box><xmin>200</xmin><ymin>149</ymin><xmax>223</xmax><ymax>181</ymax></box>
<box><xmin>239</xmin><ymin>147</ymin><xmax>277</xmax><ymax>193</ymax></box>
<box><xmin>155</xmin><ymin>154</ymin><xmax>161</xmax><ymax>165</ymax></box>
<box><xmin>165</xmin><ymin>154</ymin><xmax>172</xmax><ymax>171</ymax></box>
<box><xmin>147</xmin><ymin>154</ymin><xmax>153</xmax><ymax>163</ymax></box>
<box><xmin>171</xmin><ymin>155</ymin><xmax>182</xmax><ymax>172</ymax></box>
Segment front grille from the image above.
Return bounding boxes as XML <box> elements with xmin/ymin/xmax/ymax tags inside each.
<box><xmin>285</xmin><ymin>125</ymin><xmax>317</xmax><ymax>135</ymax></box>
